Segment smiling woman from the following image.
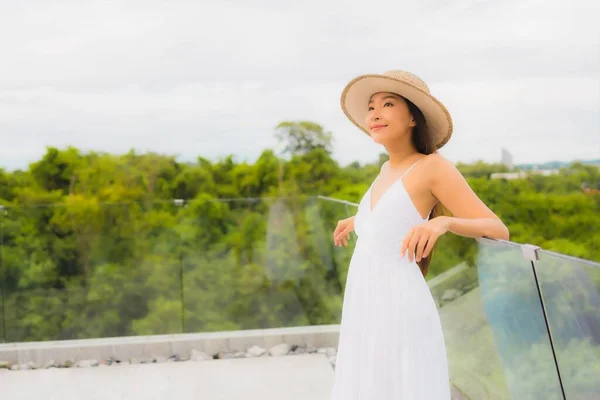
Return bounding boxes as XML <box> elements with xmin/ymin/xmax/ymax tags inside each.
<box><xmin>330</xmin><ymin>70</ymin><xmax>509</xmax><ymax>400</ymax></box>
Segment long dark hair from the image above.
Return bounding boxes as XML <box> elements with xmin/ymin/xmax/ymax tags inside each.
<box><xmin>403</xmin><ymin>96</ymin><xmax>452</xmax><ymax>277</ymax></box>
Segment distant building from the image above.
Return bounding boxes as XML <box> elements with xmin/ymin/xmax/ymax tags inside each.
<box><xmin>491</xmin><ymin>169</ymin><xmax>560</xmax><ymax>180</ymax></box>
<box><xmin>582</xmin><ymin>181</ymin><xmax>600</xmax><ymax>194</ymax></box>
<box><xmin>501</xmin><ymin>149</ymin><xmax>514</xmax><ymax>169</ymax></box>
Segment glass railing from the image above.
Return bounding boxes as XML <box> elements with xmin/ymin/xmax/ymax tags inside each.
<box><xmin>426</xmin><ymin>239</ymin><xmax>600</xmax><ymax>399</ymax></box>
<box><xmin>1</xmin><ymin>197</ymin><xmax>599</xmax><ymax>399</ymax></box>
<box><xmin>446</xmin><ymin>239</ymin><xmax>564</xmax><ymax>399</ymax></box>
<box><xmin>0</xmin><ymin>196</ymin><xmax>356</xmax><ymax>341</ymax></box>
<box><xmin>535</xmin><ymin>250</ymin><xmax>600</xmax><ymax>399</ymax></box>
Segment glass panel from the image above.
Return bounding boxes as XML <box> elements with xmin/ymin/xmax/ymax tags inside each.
<box><xmin>433</xmin><ymin>238</ymin><xmax>563</xmax><ymax>399</ymax></box>
<box><xmin>182</xmin><ymin>196</ymin><xmax>357</xmax><ymax>332</ymax></box>
<box><xmin>1</xmin><ymin>196</ymin><xmax>357</xmax><ymax>342</ymax></box>
<box><xmin>536</xmin><ymin>250</ymin><xmax>600</xmax><ymax>398</ymax></box>
<box><xmin>0</xmin><ymin>206</ymin><xmax>6</xmax><ymax>343</ymax></box>
<box><xmin>428</xmin><ymin>237</ymin><xmax>510</xmax><ymax>399</ymax></box>
<box><xmin>122</xmin><ymin>200</ymin><xmax>184</xmax><ymax>336</ymax></box>
<box><xmin>1</xmin><ymin>204</ymin><xmax>65</xmax><ymax>342</ymax></box>
<box><xmin>1</xmin><ymin>201</ymin><xmax>184</xmax><ymax>342</ymax></box>
<box><xmin>472</xmin><ymin>239</ymin><xmax>563</xmax><ymax>399</ymax></box>
<box><xmin>316</xmin><ymin>197</ymin><xmax>359</xmax><ymax>308</ymax></box>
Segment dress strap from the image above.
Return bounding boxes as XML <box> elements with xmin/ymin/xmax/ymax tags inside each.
<box><xmin>400</xmin><ymin>158</ymin><xmax>424</xmax><ymax>180</ymax></box>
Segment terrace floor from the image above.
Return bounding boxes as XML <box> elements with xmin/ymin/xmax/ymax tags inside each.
<box><xmin>0</xmin><ymin>353</ymin><xmax>335</xmax><ymax>400</ymax></box>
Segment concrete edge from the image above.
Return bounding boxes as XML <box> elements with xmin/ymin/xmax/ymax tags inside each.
<box><xmin>0</xmin><ymin>324</ymin><xmax>341</xmax><ymax>365</ymax></box>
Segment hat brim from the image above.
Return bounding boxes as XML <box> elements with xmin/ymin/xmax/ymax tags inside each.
<box><xmin>340</xmin><ymin>74</ymin><xmax>453</xmax><ymax>150</ymax></box>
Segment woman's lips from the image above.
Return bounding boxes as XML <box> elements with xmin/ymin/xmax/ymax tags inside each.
<box><xmin>370</xmin><ymin>124</ymin><xmax>387</xmax><ymax>131</ymax></box>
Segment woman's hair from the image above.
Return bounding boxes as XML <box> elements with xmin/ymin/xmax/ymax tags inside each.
<box><xmin>402</xmin><ymin>96</ymin><xmax>452</xmax><ymax>277</ymax></box>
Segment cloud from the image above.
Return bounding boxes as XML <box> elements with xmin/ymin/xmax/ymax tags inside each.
<box><xmin>0</xmin><ymin>0</ymin><xmax>597</xmax><ymax>170</ymax></box>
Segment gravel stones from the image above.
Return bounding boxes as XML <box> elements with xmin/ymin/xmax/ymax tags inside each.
<box><xmin>0</xmin><ymin>344</ymin><xmax>338</xmax><ymax>372</ymax></box>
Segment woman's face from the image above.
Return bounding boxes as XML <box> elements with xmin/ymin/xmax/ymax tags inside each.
<box><xmin>365</xmin><ymin>92</ymin><xmax>415</xmax><ymax>146</ymax></box>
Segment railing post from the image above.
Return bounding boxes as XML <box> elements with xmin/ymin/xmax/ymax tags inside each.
<box><xmin>0</xmin><ymin>205</ymin><xmax>5</xmax><ymax>342</ymax></box>
<box><xmin>521</xmin><ymin>243</ymin><xmax>566</xmax><ymax>400</ymax></box>
<box><xmin>174</xmin><ymin>199</ymin><xmax>186</xmax><ymax>334</ymax></box>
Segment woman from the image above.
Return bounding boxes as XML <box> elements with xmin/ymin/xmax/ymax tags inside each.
<box><xmin>330</xmin><ymin>70</ymin><xmax>509</xmax><ymax>399</ymax></box>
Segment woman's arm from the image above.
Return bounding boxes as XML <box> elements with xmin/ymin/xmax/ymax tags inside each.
<box><xmin>428</xmin><ymin>154</ymin><xmax>509</xmax><ymax>241</ymax></box>
<box><xmin>442</xmin><ymin>215</ymin><xmax>509</xmax><ymax>240</ymax></box>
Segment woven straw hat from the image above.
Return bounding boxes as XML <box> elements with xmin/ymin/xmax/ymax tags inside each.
<box><xmin>341</xmin><ymin>70</ymin><xmax>453</xmax><ymax>150</ymax></box>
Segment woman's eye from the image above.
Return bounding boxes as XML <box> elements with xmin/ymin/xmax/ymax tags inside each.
<box><xmin>368</xmin><ymin>102</ymin><xmax>392</xmax><ymax>111</ymax></box>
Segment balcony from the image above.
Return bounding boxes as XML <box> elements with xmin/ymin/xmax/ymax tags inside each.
<box><xmin>0</xmin><ymin>196</ymin><xmax>598</xmax><ymax>399</ymax></box>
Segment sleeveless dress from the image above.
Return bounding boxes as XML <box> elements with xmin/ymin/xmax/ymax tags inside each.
<box><xmin>330</xmin><ymin>160</ymin><xmax>451</xmax><ymax>399</ymax></box>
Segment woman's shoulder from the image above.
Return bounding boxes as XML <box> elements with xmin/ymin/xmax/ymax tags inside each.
<box><xmin>420</xmin><ymin>152</ymin><xmax>459</xmax><ymax>181</ymax></box>
<box><xmin>422</xmin><ymin>152</ymin><xmax>455</xmax><ymax>166</ymax></box>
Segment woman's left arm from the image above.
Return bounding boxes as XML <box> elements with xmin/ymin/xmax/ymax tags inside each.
<box><xmin>429</xmin><ymin>154</ymin><xmax>509</xmax><ymax>241</ymax></box>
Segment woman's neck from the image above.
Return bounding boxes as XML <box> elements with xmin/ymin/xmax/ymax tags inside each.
<box><xmin>386</xmin><ymin>147</ymin><xmax>421</xmax><ymax>169</ymax></box>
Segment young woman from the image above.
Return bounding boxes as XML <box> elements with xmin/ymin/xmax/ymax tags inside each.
<box><xmin>330</xmin><ymin>70</ymin><xmax>509</xmax><ymax>399</ymax></box>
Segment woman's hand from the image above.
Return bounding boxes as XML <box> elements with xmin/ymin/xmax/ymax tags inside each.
<box><xmin>333</xmin><ymin>216</ymin><xmax>355</xmax><ymax>247</ymax></box>
<box><xmin>401</xmin><ymin>216</ymin><xmax>451</xmax><ymax>262</ymax></box>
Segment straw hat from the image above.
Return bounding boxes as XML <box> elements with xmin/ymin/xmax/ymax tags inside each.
<box><xmin>340</xmin><ymin>70</ymin><xmax>453</xmax><ymax>150</ymax></box>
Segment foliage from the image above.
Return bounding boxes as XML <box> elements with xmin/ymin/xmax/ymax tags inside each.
<box><xmin>275</xmin><ymin>121</ymin><xmax>334</xmax><ymax>156</ymax></box>
<box><xmin>0</xmin><ymin>125</ymin><xmax>598</xmax><ymax>343</ymax></box>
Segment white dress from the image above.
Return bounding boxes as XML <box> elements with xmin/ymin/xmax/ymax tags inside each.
<box><xmin>330</xmin><ymin>162</ymin><xmax>451</xmax><ymax>399</ymax></box>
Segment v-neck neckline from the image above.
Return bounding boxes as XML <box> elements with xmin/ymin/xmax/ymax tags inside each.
<box><xmin>369</xmin><ymin>177</ymin><xmax>404</xmax><ymax>213</ymax></box>
<box><xmin>369</xmin><ymin>158</ymin><xmax>424</xmax><ymax>213</ymax></box>
<box><xmin>368</xmin><ymin>180</ymin><xmax>429</xmax><ymax>221</ymax></box>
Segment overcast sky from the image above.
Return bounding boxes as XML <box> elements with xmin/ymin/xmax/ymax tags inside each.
<box><xmin>0</xmin><ymin>0</ymin><xmax>598</xmax><ymax>170</ymax></box>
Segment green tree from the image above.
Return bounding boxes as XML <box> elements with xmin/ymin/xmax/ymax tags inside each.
<box><xmin>275</xmin><ymin>121</ymin><xmax>334</xmax><ymax>156</ymax></box>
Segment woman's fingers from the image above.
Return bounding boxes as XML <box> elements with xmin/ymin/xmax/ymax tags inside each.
<box><xmin>342</xmin><ymin>232</ymin><xmax>349</xmax><ymax>246</ymax></box>
<box><xmin>338</xmin><ymin>228</ymin><xmax>350</xmax><ymax>246</ymax></box>
<box><xmin>334</xmin><ymin>223</ymin><xmax>346</xmax><ymax>246</ymax></box>
<box><xmin>407</xmin><ymin>231</ymin><xmax>423</xmax><ymax>262</ymax></box>
<box><xmin>415</xmin><ymin>232</ymin><xmax>430</xmax><ymax>262</ymax></box>
<box><xmin>422</xmin><ymin>233</ymin><xmax>439</xmax><ymax>259</ymax></box>
<box><xmin>400</xmin><ymin>228</ymin><xmax>414</xmax><ymax>258</ymax></box>
<box><xmin>333</xmin><ymin>221</ymin><xmax>344</xmax><ymax>245</ymax></box>
<box><xmin>333</xmin><ymin>224</ymin><xmax>353</xmax><ymax>247</ymax></box>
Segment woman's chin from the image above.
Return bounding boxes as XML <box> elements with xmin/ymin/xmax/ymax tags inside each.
<box><xmin>370</xmin><ymin>132</ymin><xmax>389</xmax><ymax>145</ymax></box>
<box><xmin>370</xmin><ymin>130</ymin><xmax>405</xmax><ymax>146</ymax></box>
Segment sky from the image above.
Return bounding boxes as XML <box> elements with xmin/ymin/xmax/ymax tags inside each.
<box><xmin>0</xmin><ymin>0</ymin><xmax>598</xmax><ymax>170</ymax></box>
